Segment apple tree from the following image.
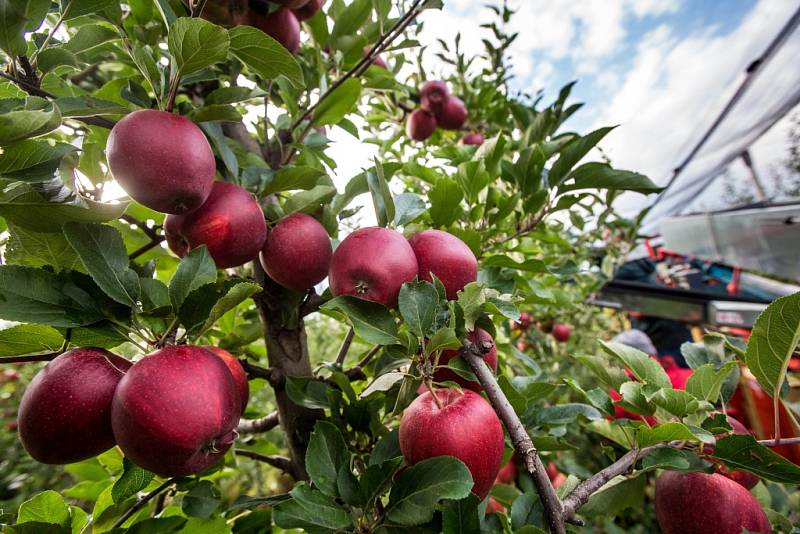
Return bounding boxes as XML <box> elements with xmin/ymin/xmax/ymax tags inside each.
<box><xmin>0</xmin><ymin>1</ymin><xmax>798</xmax><ymax>533</ymax></box>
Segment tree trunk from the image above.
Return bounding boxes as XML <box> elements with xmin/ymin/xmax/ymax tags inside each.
<box><xmin>253</xmin><ymin>262</ymin><xmax>323</xmax><ymax>481</ymax></box>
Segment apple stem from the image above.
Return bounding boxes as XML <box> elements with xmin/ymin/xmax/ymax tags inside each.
<box><xmin>425</xmin><ymin>380</ymin><xmax>444</xmax><ymax>410</ymax></box>
<box><xmin>773</xmin><ymin>396</ymin><xmax>782</xmax><ymax>445</ymax></box>
<box><xmin>110</xmin><ymin>477</ymin><xmax>178</xmax><ymax>530</ymax></box>
<box><xmin>335</xmin><ymin>327</ymin><xmax>356</xmax><ymax>366</ymax></box>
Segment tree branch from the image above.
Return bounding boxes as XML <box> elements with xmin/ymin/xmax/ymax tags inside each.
<box><xmin>300</xmin><ymin>290</ymin><xmax>326</xmax><ymax>317</ymax></box>
<box><xmin>0</xmin><ymin>353</ymin><xmax>58</xmax><ymax>364</ymax></box>
<box><xmin>235</xmin><ymin>449</ymin><xmax>293</xmax><ymax>474</ymax></box>
<box><xmin>129</xmin><ymin>236</ymin><xmax>166</xmax><ymax>260</ymax></box>
<box><xmin>335</xmin><ymin>327</ymin><xmax>355</xmax><ymax>366</ymax></box>
<box><xmin>110</xmin><ymin>478</ymin><xmax>178</xmax><ymax>530</ymax></box>
<box><xmin>344</xmin><ymin>345</ymin><xmax>381</xmax><ymax>381</ymax></box>
<box><xmin>461</xmin><ymin>341</ymin><xmax>565</xmax><ymax>534</ymax></box>
<box><xmin>759</xmin><ymin>436</ymin><xmax>800</xmax><ymax>447</ymax></box>
<box><xmin>237</xmin><ymin>411</ymin><xmax>280</xmax><ymax>434</ymax></box>
<box><xmin>288</xmin><ymin>0</ymin><xmax>427</xmax><ymax>132</ymax></box>
<box><xmin>239</xmin><ymin>359</ymin><xmax>284</xmax><ymax>388</ymax></box>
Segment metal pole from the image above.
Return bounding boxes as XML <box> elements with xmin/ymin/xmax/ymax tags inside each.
<box><xmin>740</xmin><ymin>150</ymin><xmax>768</xmax><ymax>201</ymax></box>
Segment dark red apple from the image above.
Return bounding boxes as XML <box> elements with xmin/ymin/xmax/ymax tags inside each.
<box><xmin>259</xmin><ymin>213</ymin><xmax>332</xmax><ymax>292</ymax></box>
<box><xmin>495</xmin><ymin>458</ymin><xmax>516</xmax><ymax>485</ymax></box>
<box><xmin>461</xmin><ymin>132</ymin><xmax>484</xmax><ymax>146</ymax></box>
<box><xmin>18</xmin><ymin>348</ymin><xmax>131</xmax><ymax>464</ymax></box>
<box><xmin>655</xmin><ymin>471</ymin><xmax>771</xmax><ymax>534</ymax></box>
<box><xmin>420</xmin><ymin>80</ymin><xmax>449</xmax><ymax>115</ymax></box>
<box><xmin>111</xmin><ymin>345</ymin><xmax>241</xmax><ymax>477</ymax></box>
<box><xmin>406</xmin><ymin>109</ymin><xmax>437</xmax><ymax>141</ymax></box>
<box><xmin>6</xmin><ymin>420</ymin><xmax>18</xmax><ymax>432</ymax></box>
<box><xmin>546</xmin><ymin>462</ymin><xmax>567</xmax><ymax>488</ymax></box>
<box><xmin>248</xmin><ymin>7</ymin><xmax>300</xmax><ymax>54</ymax></box>
<box><xmin>552</xmin><ymin>323</ymin><xmax>571</xmax><ymax>343</ymax></box>
<box><xmin>434</xmin><ymin>328</ymin><xmax>497</xmax><ymax>391</ymax></box>
<box><xmin>106</xmin><ymin>110</ymin><xmax>216</xmax><ymax>214</ymax></box>
<box><xmin>294</xmin><ymin>0</ymin><xmax>325</xmax><ymax>21</ymax></box>
<box><xmin>328</xmin><ymin>227</ymin><xmax>418</xmax><ymax>308</ymax></box>
<box><xmin>399</xmin><ymin>388</ymin><xmax>504</xmax><ymax>500</ymax></box>
<box><xmin>408</xmin><ymin>229</ymin><xmax>477</xmax><ymax>301</ymax></box>
<box><xmin>204</xmin><ymin>346</ymin><xmax>249</xmax><ymax>414</ymax></box>
<box><xmin>2</xmin><ymin>369</ymin><xmax>19</xmax><ymax>381</ymax></box>
<box><xmin>436</xmin><ymin>96</ymin><xmax>467</xmax><ymax>130</ymax></box>
<box><xmin>164</xmin><ymin>181</ymin><xmax>267</xmax><ymax>269</ymax></box>
<box><xmin>513</xmin><ymin>312</ymin><xmax>533</xmax><ymax>330</ymax></box>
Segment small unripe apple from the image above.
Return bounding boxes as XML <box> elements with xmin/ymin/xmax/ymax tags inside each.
<box><xmin>18</xmin><ymin>348</ymin><xmax>132</xmax><ymax>464</ymax></box>
<box><xmin>655</xmin><ymin>471</ymin><xmax>771</xmax><ymax>534</ymax></box>
<box><xmin>328</xmin><ymin>227</ymin><xmax>418</xmax><ymax>308</ymax></box>
<box><xmin>420</xmin><ymin>80</ymin><xmax>449</xmax><ymax>115</ymax></box>
<box><xmin>399</xmin><ymin>388</ymin><xmax>504</xmax><ymax>499</ymax></box>
<box><xmin>436</xmin><ymin>96</ymin><xmax>467</xmax><ymax>130</ymax></box>
<box><xmin>204</xmin><ymin>346</ymin><xmax>249</xmax><ymax>414</ymax></box>
<box><xmin>112</xmin><ymin>345</ymin><xmax>241</xmax><ymax>477</ymax></box>
<box><xmin>461</xmin><ymin>132</ymin><xmax>484</xmax><ymax>145</ymax></box>
<box><xmin>552</xmin><ymin>323</ymin><xmax>571</xmax><ymax>343</ymax></box>
<box><xmin>434</xmin><ymin>328</ymin><xmax>497</xmax><ymax>391</ymax></box>
<box><xmin>294</xmin><ymin>0</ymin><xmax>325</xmax><ymax>21</ymax></box>
<box><xmin>248</xmin><ymin>7</ymin><xmax>301</xmax><ymax>54</ymax></box>
<box><xmin>260</xmin><ymin>213</ymin><xmax>332</xmax><ymax>292</ymax></box>
<box><xmin>406</xmin><ymin>109</ymin><xmax>437</xmax><ymax>141</ymax></box>
<box><xmin>164</xmin><ymin>181</ymin><xmax>267</xmax><ymax>269</ymax></box>
<box><xmin>408</xmin><ymin>229</ymin><xmax>477</xmax><ymax>301</ymax></box>
<box><xmin>106</xmin><ymin>110</ymin><xmax>216</xmax><ymax>214</ymax></box>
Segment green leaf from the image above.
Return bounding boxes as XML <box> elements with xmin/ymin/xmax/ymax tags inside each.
<box><xmin>0</xmin><ymin>0</ymin><xmax>27</xmax><ymax>57</ymax></box>
<box><xmin>62</xmin><ymin>0</ymin><xmax>115</xmax><ymax>19</ymax></box>
<box><xmin>274</xmin><ymin>483</ymin><xmax>352</xmax><ymax>531</ymax></box>
<box><xmin>311</xmin><ymin>78</ymin><xmax>362</xmax><ymax>126</ymax></box>
<box><xmin>36</xmin><ymin>48</ymin><xmax>77</xmax><ymax>73</ymax></box>
<box><xmin>575</xmin><ymin>354</ymin><xmax>629</xmax><ymax>391</ymax></box>
<box><xmin>200</xmin><ymin>281</ymin><xmax>260</xmax><ymax>332</ymax></box>
<box><xmin>685</xmin><ymin>361</ymin><xmax>737</xmax><ymax>402</ymax></box>
<box><xmin>63</xmin><ymin>223</ymin><xmax>140</xmax><ymax>308</ymax></box>
<box><xmin>5</xmin><ymin>223</ymin><xmax>82</xmax><ymax>272</ymax></box>
<box><xmin>181</xmin><ymin>481</ymin><xmax>220</xmax><ymax>518</ymax></box>
<box><xmin>285</xmin><ymin>377</ymin><xmax>331</xmax><ymax>410</ymax></box>
<box><xmin>228</xmin><ymin>25</ymin><xmax>303</xmax><ymax>87</ymax></box>
<box><xmin>387</xmin><ymin>457</ymin><xmax>473</xmax><ymax>526</ymax></box>
<box><xmin>64</xmin><ymin>23</ymin><xmax>118</xmax><ymax>55</ymax></box>
<box><xmin>0</xmin><ymin>139</ymin><xmax>77</xmax><ymax>181</ymax></box>
<box><xmin>425</xmin><ymin>327</ymin><xmax>460</xmax><ymax>356</ymax></box>
<box><xmin>264</xmin><ymin>166</ymin><xmax>327</xmax><ymax>195</ymax></box>
<box><xmin>711</xmin><ymin>434</ymin><xmax>800</xmax><ymax>484</ymax></box>
<box><xmin>442</xmin><ymin>494</ymin><xmax>480</xmax><ymax>534</ymax></box>
<box><xmin>305</xmin><ymin>421</ymin><xmax>350</xmax><ymax>498</ymax></box>
<box><xmin>428</xmin><ymin>177</ymin><xmax>462</xmax><ymax>227</ymax></box>
<box><xmin>636</xmin><ymin>422</ymin><xmax>705</xmax><ymax>447</ymax></box>
<box><xmin>398</xmin><ymin>281</ymin><xmax>438</xmax><ymax>338</ymax></box>
<box><xmin>330</xmin><ymin>0</ymin><xmax>372</xmax><ymax>41</ymax></box>
<box><xmin>482</xmin><ymin>255</ymin><xmax>548</xmax><ymax>273</ymax></box>
<box><xmin>321</xmin><ymin>296</ymin><xmax>398</xmax><ymax>344</ymax></box>
<box><xmin>55</xmin><ymin>97</ymin><xmax>132</xmax><ymax>118</ymax></box>
<box><xmin>393</xmin><ymin>192</ymin><xmax>426</xmax><ymax>226</ymax></box>
<box><xmin>283</xmin><ymin>185</ymin><xmax>336</xmax><ymax>214</ymax></box>
<box><xmin>0</xmin><ymin>102</ymin><xmax>61</xmax><ymax>146</ymax></box>
<box><xmin>559</xmin><ymin>163</ymin><xmax>662</xmax><ymax>194</ymax></box>
<box><xmin>744</xmin><ymin>291</ymin><xmax>800</xmax><ymax>400</ymax></box>
<box><xmin>533</xmin><ymin>403</ymin><xmax>602</xmax><ymax>425</ymax></box>
<box><xmin>548</xmin><ymin>126</ymin><xmax>615</xmax><ymax>186</ymax></box>
<box><xmin>17</xmin><ymin>490</ymin><xmax>70</xmax><ymax>527</ymax></box>
<box><xmin>599</xmin><ymin>341</ymin><xmax>671</xmax><ymax>389</ymax></box>
<box><xmin>169</xmin><ymin>246</ymin><xmax>216</xmax><ymax>310</ymax></box>
<box><xmin>111</xmin><ymin>459</ymin><xmax>154</xmax><ymax>504</ymax></box>
<box><xmin>0</xmin><ymin>266</ymin><xmax>103</xmax><ymax>327</ymax></box>
<box><xmin>168</xmin><ymin>17</ymin><xmax>230</xmax><ymax>77</ymax></box>
<box><xmin>0</xmin><ymin>324</ymin><xmax>63</xmax><ymax>356</ymax></box>
<box><xmin>456</xmin><ymin>283</ymin><xmax>484</xmax><ymax>331</ymax></box>
<box><xmin>651</xmin><ymin>388</ymin><xmax>699</xmax><ymax>418</ymax></box>
<box><xmin>579</xmin><ymin>474</ymin><xmax>645</xmax><ymax>517</ymax></box>
<box><xmin>139</xmin><ymin>278</ymin><xmax>170</xmax><ymax>312</ymax></box>
<box><xmin>366</xmin><ymin>163</ymin><xmax>395</xmax><ymax>228</ymax></box>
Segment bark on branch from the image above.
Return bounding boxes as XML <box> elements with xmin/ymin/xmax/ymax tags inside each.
<box><xmin>461</xmin><ymin>341</ymin><xmax>566</xmax><ymax>534</ymax></box>
<box><xmin>237</xmin><ymin>411</ymin><xmax>280</xmax><ymax>434</ymax></box>
<box><xmin>235</xmin><ymin>449</ymin><xmax>293</xmax><ymax>474</ymax></box>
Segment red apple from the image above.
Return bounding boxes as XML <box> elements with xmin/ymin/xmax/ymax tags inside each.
<box><xmin>655</xmin><ymin>471</ymin><xmax>771</xmax><ymax>534</ymax></box>
<box><xmin>434</xmin><ymin>328</ymin><xmax>497</xmax><ymax>391</ymax></box>
<box><xmin>552</xmin><ymin>323</ymin><xmax>571</xmax><ymax>343</ymax></box>
<box><xmin>420</xmin><ymin>80</ymin><xmax>449</xmax><ymax>115</ymax></box>
<box><xmin>486</xmin><ymin>496</ymin><xmax>506</xmax><ymax>514</ymax></box>
<box><xmin>399</xmin><ymin>388</ymin><xmax>504</xmax><ymax>500</ymax></box>
<box><xmin>248</xmin><ymin>7</ymin><xmax>300</xmax><ymax>54</ymax></box>
<box><xmin>363</xmin><ymin>47</ymin><xmax>388</xmax><ymax>69</ymax></box>
<box><xmin>461</xmin><ymin>132</ymin><xmax>484</xmax><ymax>146</ymax></box>
<box><xmin>6</xmin><ymin>420</ymin><xmax>18</xmax><ymax>432</ymax></box>
<box><xmin>436</xmin><ymin>96</ymin><xmax>467</xmax><ymax>130</ymax></box>
<box><xmin>106</xmin><ymin>110</ymin><xmax>216</xmax><ymax>214</ymax></box>
<box><xmin>260</xmin><ymin>213</ymin><xmax>331</xmax><ymax>292</ymax></box>
<box><xmin>496</xmin><ymin>458</ymin><xmax>516</xmax><ymax>485</ymax></box>
<box><xmin>164</xmin><ymin>181</ymin><xmax>267</xmax><ymax>269</ymax></box>
<box><xmin>408</xmin><ymin>229</ymin><xmax>477</xmax><ymax>301</ymax></box>
<box><xmin>204</xmin><ymin>346</ymin><xmax>249</xmax><ymax>414</ymax></box>
<box><xmin>406</xmin><ymin>109</ymin><xmax>437</xmax><ymax>141</ymax></box>
<box><xmin>328</xmin><ymin>227</ymin><xmax>418</xmax><ymax>308</ymax></box>
<box><xmin>18</xmin><ymin>348</ymin><xmax>132</xmax><ymax>464</ymax></box>
<box><xmin>294</xmin><ymin>0</ymin><xmax>325</xmax><ymax>21</ymax></box>
<box><xmin>111</xmin><ymin>345</ymin><xmax>241</xmax><ymax>477</ymax></box>
<box><xmin>3</xmin><ymin>369</ymin><xmax>19</xmax><ymax>381</ymax></box>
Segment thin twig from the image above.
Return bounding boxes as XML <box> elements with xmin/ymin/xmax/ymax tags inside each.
<box><xmin>300</xmin><ymin>291</ymin><xmax>326</xmax><ymax>317</ymax></box>
<box><xmin>288</xmin><ymin>0</ymin><xmax>427</xmax><ymax>132</ymax></box>
<box><xmin>129</xmin><ymin>236</ymin><xmax>166</xmax><ymax>260</ymax></box>
<box><xmin>237</xmin><ymin>412</ymin><xmax>280</xmax><ymax>434</ymax></box>
<box><xmin>121</xmin><ymin>214</ymin><xmax>161</xmax><ymax>240</ymax></box>
<box><xmin>31</xmin><ymin>5</ymin><xmax>71</xmax><ymax>65</ymax></box>
<box><xmin>110</xmin><ymin>478</ymin><xmax>178</xmax><ymax>530</ymax></box>
<box><xmin>190</xmin><ymin>0</ymin><xmax>209</xmax><ymax>17</ymax></box>
<box><xmin>239</xmin><ymin>359</ymin><xmax>283</xmax><ymax>388</ymax></box>
<box><xmin>344</xmin><ymin>345</ymin><xmax>381</xmax><ymax>380</ymax></box>
<box><xmin>335</xmin><ymin>327</ymin><xmax>355</xmax><ymax>366</ymax></box>
<box><xmin>759</xmin><ymin>436</ymin><xmax>800</xmax><ymax>447</ymax></box>
<box><xmin>462</xmin><ymin>341</ymin><xmax>565</xmax><ymax>534</ymax></box>
<box><xmin>235</xmin><ymin>449</ymin><xmax>293</xmax><ymax>473</ymax></box>
<box><xmin>0</xmin><ymin>353</ymin><xmax>59</xmax><ymax>364</ymax></box>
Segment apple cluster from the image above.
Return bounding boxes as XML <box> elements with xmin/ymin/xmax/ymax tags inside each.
<box><xmin>243</xmin><ymin>0</ymin><xmax>326</xmax><ymax>55</ymax></box>
<box><xmin>407</xmin><ymin>81</ymin><xmax>470</xmax><ymax>141</ymax></box>
<box><xmin>17</xmin><ymin>345</ymin><xmax>248</xmax><ymax>477</ymax></box>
